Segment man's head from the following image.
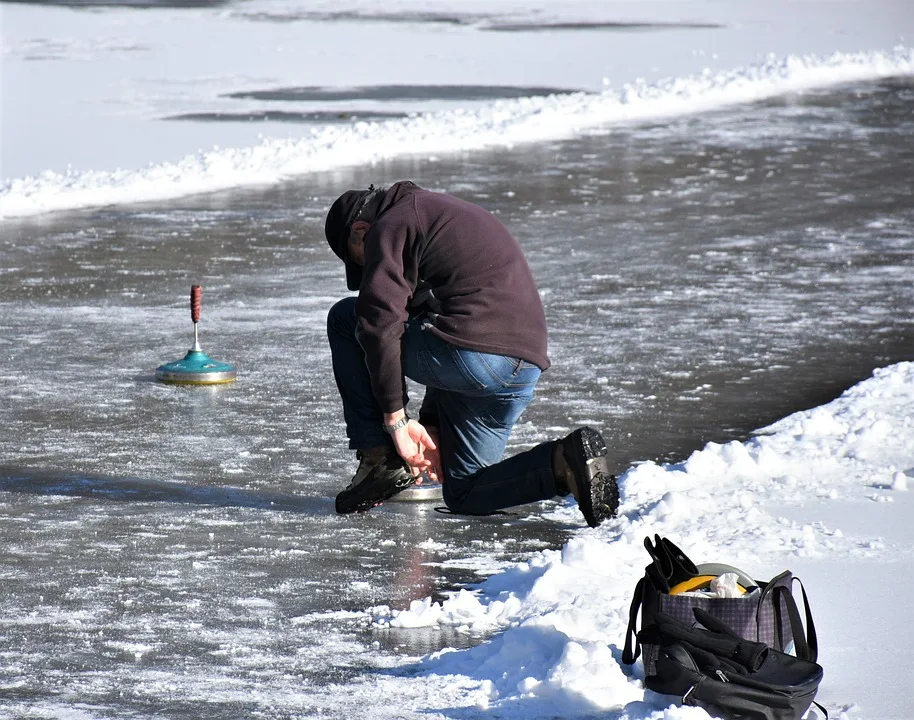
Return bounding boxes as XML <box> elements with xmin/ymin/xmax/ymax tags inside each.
<box><xmin>325</xmin><ymin>186</ymin><xmax>383</xmax><ymax>290</ymax></box>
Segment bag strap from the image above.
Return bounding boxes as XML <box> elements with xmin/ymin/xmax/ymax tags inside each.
<box><xmin>772</xmin><ymin>578</ymin><xmax>818</xmax><ymax>663</ymax></box>
<box><xmin>622</xmin><ymin>576</ymin><xmax>645</xmax><ymax>665</ymax></box>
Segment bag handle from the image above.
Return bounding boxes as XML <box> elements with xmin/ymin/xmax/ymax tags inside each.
<box><xmin>622</xmin><ymin>576</ymin><xmax>645</xmax><ymax>664</ymax></box>
<box><xmin>772</xmin><ymin>578</ymin><xmax>818</xmax><ymax>663</ymax></box>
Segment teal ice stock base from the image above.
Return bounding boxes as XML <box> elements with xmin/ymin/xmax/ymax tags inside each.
<box><xmin>155</xmin><ymin>349</ymin><xmax>236</xmax><ymax>385</ymax></box>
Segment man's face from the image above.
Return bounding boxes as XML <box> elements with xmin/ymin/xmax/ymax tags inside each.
<box><xmin>346</xmin><ymin>222</ymin><xmax>369</xmax><ymax>266</ymax></box>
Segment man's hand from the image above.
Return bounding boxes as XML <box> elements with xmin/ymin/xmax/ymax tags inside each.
<box><xmin>384</xmin><ymin>411</ymin><xmax>437</xmax><ymax>480</ymax></box>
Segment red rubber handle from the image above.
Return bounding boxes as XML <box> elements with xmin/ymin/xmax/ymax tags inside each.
<box><xmin>190</xmin><ymin>285</ymin><xmax>202</xmax><ymax>324</ymax></box>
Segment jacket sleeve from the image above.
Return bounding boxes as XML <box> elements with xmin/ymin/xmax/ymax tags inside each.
<box><xmin>354</xmin><ymin>210</ymin><xmax>420</xmax><ymax>413</ymax></box>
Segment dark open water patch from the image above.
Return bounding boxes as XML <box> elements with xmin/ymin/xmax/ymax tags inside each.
<box><xmin>238</xmin><ymin>9</ymin><xmax>483</xmax><ymax>27</ymax></box>
<box><xmin>5</xmin><ymin>2</ymin><xmax>724</xmax><ymax>33</ymax></box>
<box><xmin>233</xmin><ymin>10</ymin><xmax>723</xmax><ymax>33</ymax></box>
<box><xmin>164</xmin><ymin>110</ymin><xmax>410</xmax><ymax>124</ymax></box>
<box><xmin>184</xmin><ymin>84</ymin><xmax>582</xmax><ymax>126</ymax></box>
<box><xmin>4</xmin><ymin>0</ymin><xmax>230</xmax><ymax>6</ymax></box>
<box><xmin>483</xmin><ymin>21</ymin><xmax>725</xmax><ymax>32</ymax></box>
<box><xmin>224</xmin><ymin>84</ymin><xmax>581</xmax><ymax>103</ymax></box>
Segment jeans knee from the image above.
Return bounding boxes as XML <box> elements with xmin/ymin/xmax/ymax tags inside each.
<box><xmin>442</xmin><ymin>481</ymin><xmax>469</xmax><ymax>514</ymax></box>
<box><xmin>441</xmin><ymin>473</ymin><xmax>481</xmax><ymax>514</ymax></box>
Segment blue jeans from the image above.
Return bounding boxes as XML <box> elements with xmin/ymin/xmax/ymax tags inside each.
<box><xmin>327</xmin><ymin>297</ymin><xmax>559</xmax><ymax>514</ymax></box>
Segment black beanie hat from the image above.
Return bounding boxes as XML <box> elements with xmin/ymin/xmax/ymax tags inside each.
<box><xmin>325</xmin><ymin>186</ymin><xmax>380</xmax><ymax>291</ymax></box>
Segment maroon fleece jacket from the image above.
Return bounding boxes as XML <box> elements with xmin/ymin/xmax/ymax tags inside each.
<box><xmin>355</xmin><ymin>181</ymin><xmax>550</xmax><ymax>412</ymax></box>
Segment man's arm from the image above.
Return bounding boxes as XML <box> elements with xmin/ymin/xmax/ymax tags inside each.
<box><xmin>356</xmin><ymin>212</ymin><xmax>418</xmax><ymax>413</ymax></box>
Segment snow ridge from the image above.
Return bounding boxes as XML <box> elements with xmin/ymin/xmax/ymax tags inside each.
<box><xmin>2</xmin><ymin>47</ymin><xmax>912</xmax><ymax>220</ymax></box>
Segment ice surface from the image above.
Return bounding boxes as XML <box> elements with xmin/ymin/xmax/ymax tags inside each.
<box><xmin>1</xmin><ymin>1</ymin><xmax>913</xmax><ymax>718</ymax></box>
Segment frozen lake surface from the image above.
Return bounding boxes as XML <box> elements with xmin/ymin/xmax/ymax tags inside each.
<box><xmin>1</xmin><ymin>1</ymin><xmax>913</xmax><ymax>717</ymax></box>
<box><xmin>2</xmin><ymin>76</ymin><xmax>913</xmax><ymax>717</ymax></box>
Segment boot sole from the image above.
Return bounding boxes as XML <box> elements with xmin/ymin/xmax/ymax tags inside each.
<box><xmin>569</xmin><ymin>427</ymin><xmax>619</xmax><ymax>528</ymax></box>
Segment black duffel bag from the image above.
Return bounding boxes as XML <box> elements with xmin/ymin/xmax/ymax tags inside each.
<box><xmin>641</xmin><ymin>607</ymin><xmax>825</xmax><ymax>720</ymax></box>
<box><xmin>622</xmin><ymin>535</ymin><xmax>818</xmax><ymax>676</ymax></box>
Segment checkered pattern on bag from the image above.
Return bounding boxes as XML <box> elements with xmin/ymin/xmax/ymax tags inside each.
<box><xmin>642</xmin><ymin>571</ymin><xmax>795</xmax><ymax>676</ymax></box>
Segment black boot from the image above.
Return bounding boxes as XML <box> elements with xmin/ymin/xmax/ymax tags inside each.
<box><xmin>553</xmin><ymin>427</ymin><xmax>619</xmax><ymax>528</ymax></box>
<box><xmin>335</xmin><ymin>447</ymin><xmax>416</xmax><ymax>514</ymax></box>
